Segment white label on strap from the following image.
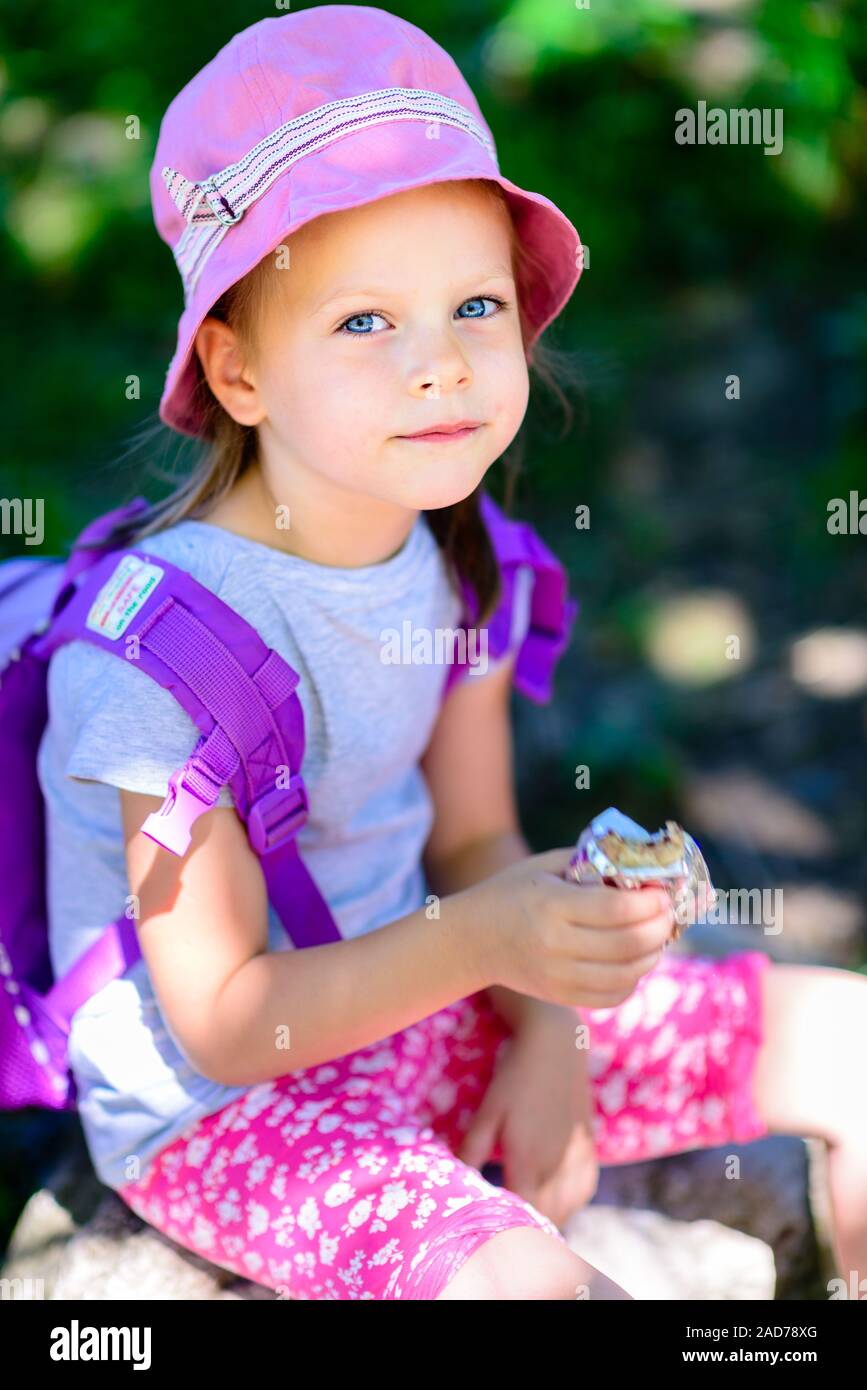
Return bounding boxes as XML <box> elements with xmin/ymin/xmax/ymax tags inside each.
<box><xmin>85</xmin><ymin>555</ymin><xmax>164</xmax><ymax>640</ymax></box>
<box><xmin>509</xmin><ymin>564</ymin><xmax>535</xmax><ymax>650</ymax></box>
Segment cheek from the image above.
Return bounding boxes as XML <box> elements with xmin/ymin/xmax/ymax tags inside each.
<box><xmin>283</xmin><ymin>363</ymin><xmax>389</xmax><ymax>478</ymax></box>
<box><xmin>486</xmin><ymin>352</ymin><xmax>530</xmax><ymax>432</ymax></box>
<box><xmin>269</xmin><ymin>344</ymin><xmax>383</xmax><ymax>437</ymax></box>
<box><xmin>306</xmin><ymin>341</ymin><xmax>390</xmax><ymax>410</ymax></box>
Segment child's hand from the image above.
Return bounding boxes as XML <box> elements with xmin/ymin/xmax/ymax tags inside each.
<box><xmin>455</xmin><ymin>1012</ymin><xmax>599</xmax><ymax>1229</ymax></box>
<box><xmin>462</xmin><ymin>847</ymin><xmax>674</xmax><ymax>1009</ymax></box>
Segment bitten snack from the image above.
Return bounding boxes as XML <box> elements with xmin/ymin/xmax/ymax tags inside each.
<box><xmin>564</xmin><ymin>808</ymin><xmax>716</xmax><ymax>942</ymax></box>
<box><xmin>598</xmin><ymin>820</ymin><xmax>686</xmax><ymax>871</ymax></box>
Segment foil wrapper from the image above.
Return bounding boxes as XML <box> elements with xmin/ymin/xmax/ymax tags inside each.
<box><xmin>564</xmin><ymin>807</ymin><xmax>717</xmax><ymax>942</ymax></box>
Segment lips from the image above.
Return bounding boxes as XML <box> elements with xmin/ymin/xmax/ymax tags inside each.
<box><xmin>398</xmin><ymin>421</ymin><xmax>483</xmax><ymax>442</ymax></box>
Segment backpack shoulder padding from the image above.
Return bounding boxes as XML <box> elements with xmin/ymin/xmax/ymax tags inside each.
<box><xmin>19</xmin><ymin>528</ymin><xmax>343</xmax><ymax>1069</ymax></box>
<box><xmin>33</xmin><ymin>541</ymin><xmax>341</xmax><ymax>943</ymax></box>
<box><xmin>444</xmin><ymin>489</ymin><xmax>579</xmax><ymax>704</ymax></box>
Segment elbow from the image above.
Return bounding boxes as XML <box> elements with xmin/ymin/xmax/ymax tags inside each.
<box><xmin>169</xmin><ymin>1026</ymin><xmax>253</xmax><ymax>1090</ymax></box>
<box><xmin>176</xmin><ymin>960</ymin><xmax>264</xmax><ymax>1088</ymax></box>
<box><xmin>184</xmin><ymin>1033</ymin><xmax>259</xmax><ymax>1089</ymax></box>
<box><xmin>189</xmin><ymin>1050</ymin><xmax>240</xmax><ymax>1089</ymax></box>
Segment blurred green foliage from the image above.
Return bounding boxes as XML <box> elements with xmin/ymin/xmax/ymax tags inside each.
<box><xmin>0</xmin><ymin>0</ymin><xmax>864</xmax><ymax>527</ymax></box>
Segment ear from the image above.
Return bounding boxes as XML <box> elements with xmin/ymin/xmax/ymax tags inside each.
<box><xmin>194</xmin><ymin>315</ymin><xmax>265</xmax><ymax>427</ymax></box>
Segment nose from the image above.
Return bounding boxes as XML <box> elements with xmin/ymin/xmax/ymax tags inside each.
<box><xmin>406</xmin><ymin>336</ymin><xmax>473</xmax><ymax>400</ymax></box>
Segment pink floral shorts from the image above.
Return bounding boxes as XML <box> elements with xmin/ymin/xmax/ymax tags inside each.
<box><xmin>116</xmin><ymin>950</ymin><xmax>771</xmax><ymax>1300</ymax></box>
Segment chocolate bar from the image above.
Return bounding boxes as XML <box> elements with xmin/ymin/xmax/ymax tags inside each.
<box><xmin>564</xmin><ymin>808</ymin><xmax>716</xmax><ymax>942</ymax></box>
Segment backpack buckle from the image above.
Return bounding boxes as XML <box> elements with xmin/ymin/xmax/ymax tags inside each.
<box><xmin>140</xmin><ymin>766</ymin><xmax>216</xmax><ymax>856</ymax></box>
<box><xmin>247</xmin><ymin>775</ymin><xmax>309</xmax><ymax>856</ymax></box>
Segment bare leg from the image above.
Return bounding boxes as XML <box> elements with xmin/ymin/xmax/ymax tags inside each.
<box><xmin>436</xmin><ymin>1225</ymin><xmax>635</xmax><ymax>1300</ymax></box>
<box><xmin>749</xmin><ymin>962</ymin><xmax>867</xmax><ymax>1289</ymax></box>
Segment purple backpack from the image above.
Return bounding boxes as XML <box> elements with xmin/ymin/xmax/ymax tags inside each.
<box><xmin>0</xmin><ymin>491</ymin><xmax>577</xmax><ymax>1114</ymax></box>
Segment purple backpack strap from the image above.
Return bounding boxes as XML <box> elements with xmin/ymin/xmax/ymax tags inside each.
<box><xmin>444</xmin><ymin>490</ymin><xmax>579</xmax><ymax>703</ymax></box>
<box><xmin>31</xmin><ymin>535</ymin><xmax>341</xmax><ymax>1034</ymax></box>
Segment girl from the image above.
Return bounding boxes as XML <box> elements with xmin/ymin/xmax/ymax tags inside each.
<box><xmin>41</xmin><ymin>7</ymin><xmax>867</xmax><ymax>1301</ymax></box>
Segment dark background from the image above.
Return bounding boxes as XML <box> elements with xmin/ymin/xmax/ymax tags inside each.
<box><xmin>1</xmin><ymin>0</ymin><xmax>866</xmax><ymax>1252</ymax></box>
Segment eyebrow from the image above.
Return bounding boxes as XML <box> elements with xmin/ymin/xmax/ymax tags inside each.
<box><xmin>310</xmin><ymin>265</ymin><xmax>515</xmax><ymax>315</ymax></box>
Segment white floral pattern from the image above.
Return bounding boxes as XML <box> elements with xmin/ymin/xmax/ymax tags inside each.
<box><xmin>117</xmin><ymin>951</ymin><xmax>771</xmax><ymax>1299</ymax></box>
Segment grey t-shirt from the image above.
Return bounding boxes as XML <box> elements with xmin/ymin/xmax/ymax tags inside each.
<box><xmin>37</xmin><ymin>510</ymin><xmax>529</xmax><ymax>1190</ymax></box>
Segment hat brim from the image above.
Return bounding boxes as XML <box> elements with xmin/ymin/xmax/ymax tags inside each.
<box><xmin>158</xmin><ymin>124</ymin><xmax>583</xmax><ymax>438</ymax></box>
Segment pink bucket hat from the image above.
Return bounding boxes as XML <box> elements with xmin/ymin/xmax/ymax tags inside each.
<box><xmin>151</xmin><ymin>4</ymin><xmax>584</xmax><ymax>439</ymax></box>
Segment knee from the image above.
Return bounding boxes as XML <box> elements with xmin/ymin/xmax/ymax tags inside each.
<box><xmin>437</xmin><ymin>1226</ymin><xmax>633</xmax><ymax>1300</ymax></box>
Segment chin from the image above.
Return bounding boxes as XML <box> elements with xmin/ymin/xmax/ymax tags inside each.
<box><xmin>400</xmin><ymin>466</ymin><xmax>491</xmax><ymax>514</ymax></box>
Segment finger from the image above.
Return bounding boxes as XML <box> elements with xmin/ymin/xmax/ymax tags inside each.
<box><xmin>554</xmin><ymin>881</ymin><xmax>674</xmax><ymax>930</ymax></box>
<box><xmin>502</xmin><ymin>1157</ymin><xmax>541</xmax><ymax>1203</ymax></box>
<box><xmin>564</xmin><ymin>910</ymin><xmax>676</xmax><ymax>963</ymax></box>
<box><xmin>528</xmin><ymin>846</ymin><xmax>580</xmax><ymax>876</ymax></box>
<box><xmin>562</xmin><ymin>940</ymin><xmax>668</xmax><ymax>994</ymax></box>
<box><xmin>456</xmin><ymin>1108</ymin><xmax>501</xmax><ymax>1170</ymax></box>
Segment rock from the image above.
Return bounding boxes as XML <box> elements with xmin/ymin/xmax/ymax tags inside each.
<box><xmin>1</xmin><ymin>1116</ymin><xmax>834</xmax><ymax>1300</ymax></box>
<box><xmin>588</xmin><ymin>1136</ymin><xmax>831</xmax><ymax>1300</ymax></box>
<box><xmin>1</xmin><ymin>1125</ymin><xmax>277</xmax><ymax>1301</ymax></box>
<box><xmin>563</xmin><ymin>1206</ymin><xmax>775</xmax><ymax>1299</ymax></box>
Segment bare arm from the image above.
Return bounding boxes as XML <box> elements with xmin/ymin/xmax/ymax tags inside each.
<box><xmin>119</xmin><ymin>789</ymin><xmax>490</xmax><ymax>1088</ymax></box>
<box><xmin>420</xmin><ymin>652</ymin><xmax>574</xmax><ymax>1035</ymax></box>
<box><xmin>423</xmin><ymin>827</ymin><xmax>568</xmax><ymax>1033</ymax></box>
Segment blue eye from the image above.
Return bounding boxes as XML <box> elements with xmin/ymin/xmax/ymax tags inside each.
<box><xmin>456</xmin><ymin>296</ymin><xmax>506</xmax><ymax>319</ymax></box>
<box><xmin>338</xmin><ymin>311</ymin><xmax>390</xmax><ymax>335</ymax></box>
<box><xmin>336</xmin><ymin>294</ymin><xmax>508</xmax><ymax>336</ymax></box>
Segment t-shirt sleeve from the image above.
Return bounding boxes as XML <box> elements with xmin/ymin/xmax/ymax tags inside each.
<box><xmin>50</xmin><ymin>638</ymin><xmax>235</xmax><ymax>808</ymax></box>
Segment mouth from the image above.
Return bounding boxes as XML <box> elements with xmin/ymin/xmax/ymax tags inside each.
<box><xmin>396</xmin><ymin>422</ymin><xmax>483</xmax><ymax>444</ymax></box>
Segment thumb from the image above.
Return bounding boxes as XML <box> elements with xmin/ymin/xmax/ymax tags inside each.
<box><xmin>528</xmin><ymin>846</ymin><xmax>578</xmax><ymax>878</ymax></box>
<box><xmin>456</xmin><ymin>1101</ymin><xmax>502</xmax><ymax>1171</ymax></box>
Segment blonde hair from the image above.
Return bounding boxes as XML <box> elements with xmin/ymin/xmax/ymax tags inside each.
<box><xmin>104</xmin><ymin>180</ymin><xmax>584</xmax><ymax>626</ymax></box>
